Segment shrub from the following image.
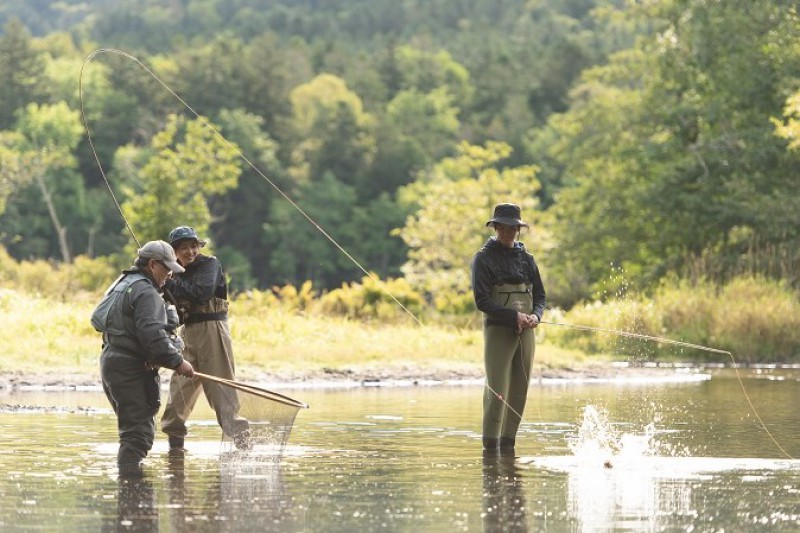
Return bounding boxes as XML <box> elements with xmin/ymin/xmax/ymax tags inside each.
<box><xmin>319</xmin><ymin>274</ymin><xmax>425</xmax><ymax>322</ymax></box>
<box><xmin>67</xmin><ymin>255</ymin><xmax>119</xmax><ymax>293</ymax></box>
<box><xmin>548</xmin><ymin>276</ymin><xmax>800</xmax><ymax>362</ymax></box>
<box><xmin>710</xmin><ymin>277</ymin><xmax>800</xmax><ymax>362</ymax></box>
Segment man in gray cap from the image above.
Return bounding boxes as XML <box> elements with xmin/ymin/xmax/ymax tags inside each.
<box><xmin>91</xmin><ymin>240</ymin><xmax>195</xmax><ymax>477</ymax></box>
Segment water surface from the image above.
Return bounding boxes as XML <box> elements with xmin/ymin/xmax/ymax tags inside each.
<box><xmin>0</xmin><ymin>368</ymin><xmax>798</xmax><ymax>532</ymax></box>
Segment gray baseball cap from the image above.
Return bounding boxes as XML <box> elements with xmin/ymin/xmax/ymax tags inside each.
<box><xmin>137</xmin><ymin>240</ymin><xmax>185</xmax><ymax>273</ymax></box>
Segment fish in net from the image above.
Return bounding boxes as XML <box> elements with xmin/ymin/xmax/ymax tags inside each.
<box><xmin>194</xmin><ymin>372</ymin><xmax>308</xmax><ymax>460</ymax></box>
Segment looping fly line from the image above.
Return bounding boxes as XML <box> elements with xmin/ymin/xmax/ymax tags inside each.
<box><xmin>79</xmin><ymin>48</ymin><xmax>421</xmax><ymax>325</ymax></box>
<box><xmin>80</xmin><ymin>49</ymin><xmax>311</xmax><ymax>456</ymax></box>
<box><xmin>535</xmin><ymin>321</ymin><xmax>793</xmax><ymax>460</ymax></box>
<box><xmin>80</xmin><ymin>49</ymin><xmax>793</xmax><ymax>461</ymax></box>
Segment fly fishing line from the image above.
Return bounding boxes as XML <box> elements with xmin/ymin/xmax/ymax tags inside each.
<box><xmin>79</xmin><ymin>49</ymin><xmax>793</xmax><ymax>461</ymax></box>
<box><xmin>79</xmin><ymin>48</ymin><xmax>420</xmax><ymax>325</ymax></box>
<box><xmin>80</xmin><ymin>50</ymin><xmax>310</xmax><ymax>457</ymax></box>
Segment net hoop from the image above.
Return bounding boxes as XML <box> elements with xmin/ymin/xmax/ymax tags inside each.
<box><xmin>195</xmin><ymin>372</ymin><xmax>309</xmax><ymax>409</ymax></box>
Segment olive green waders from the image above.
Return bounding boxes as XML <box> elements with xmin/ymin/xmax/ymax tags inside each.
<box><xmin>483</xmin><ymin>283</ymin><xmax>535</xmax><ymax>445</ymax></box>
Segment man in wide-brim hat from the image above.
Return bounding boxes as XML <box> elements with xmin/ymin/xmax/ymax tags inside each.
<box><xmin>471</xmin><ymin>203</ymin><xmax>546</xmax><ymax>455</ymax></box>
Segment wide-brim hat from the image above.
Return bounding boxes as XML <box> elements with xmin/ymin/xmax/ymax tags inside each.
<box><xmin>485</xmin><ymin>203</ymin><xmax>528</xmax><ymax>227</ymax></box>
<box><xmin>137</xmin><ymin>240</ymin><xmax>185</xmax><ymax>274</ymax></box>
<box><xmin>168</xmin><ymin>226</ymin><xmax>207</xmax><ymax>247</ymax></box>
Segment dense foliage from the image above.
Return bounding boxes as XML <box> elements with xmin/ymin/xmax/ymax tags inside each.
<box><xmin>0</xmin><ymin>0</ymin><xmax>798</xmax><ymax>314</ymax></box>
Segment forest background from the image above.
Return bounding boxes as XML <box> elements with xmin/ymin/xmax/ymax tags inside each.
<box><xmin>1</xmin><ymin>0</ymin><xmax>800</xmax><ymax>376</ymax></box>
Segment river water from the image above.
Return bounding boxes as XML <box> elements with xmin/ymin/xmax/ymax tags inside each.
<box><xmin>0</xmin><ymin>368</ymin><xmax>798</xmax><ymax>532</ymax></box>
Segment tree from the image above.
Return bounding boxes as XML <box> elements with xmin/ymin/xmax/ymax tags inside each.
<box><xmin>0</xmin><ymin>19</ymin><xmax>47</xmax><ymax>130</ymax></box>
<box><xmin>287</xmin><ymin>74</ymin><xmax>376</xmax><ymax>192</ymax></box>
<box><xmin>1</xmin><ymin>102</ymin><xmax>84</xmax><ymax>263</ymax></box>
<box><xmin>393</xmin><ymin>46</ymin><xmax>473</xmax><ymax>109</ymax></box>
<box><xmin>536</xmin><ymin>0</ymin><xmax>800</xmax><ymax>302</ymax></box>
<box><xmin>264</xmin><ymin>171</ymin><xmax>362</xmax><ymax>287</ymax></box>
<box><xmin>397</xmin><ymin>141</ymin><xmax>543</xmax><ymax>311</ymax></box>
<box><xmin>385</xmin><ymin>88</ymin><xmax>460</xmax><ymax>169</ymax></box>
<box><xmin>210</xmin><ymin>107</ymin><xmax>286</xmax><ymax>288</ymax></box>
<box><xmin>118</xmin><ymin>114</ymin><xmax>241</xmax><ymax>251</ymax></box>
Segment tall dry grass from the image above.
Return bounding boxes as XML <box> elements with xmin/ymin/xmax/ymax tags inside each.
<box><xmin>547</xmin><ymin>277</ymin><xmax>800</xmax><ymax>362</ymax></box>
<box><xmin>0</xmin><ymin>286</ymin><xmax>584</xmax><ymax>379</ymax></box>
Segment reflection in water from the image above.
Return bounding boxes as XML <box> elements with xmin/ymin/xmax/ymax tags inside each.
<box><xmin>481</xmin><ymin>454</ymin><xmax>528</xmax><ymax>533</ymax></box>
<box><xmin>102</xmin><ymin>475</ymin><xmax>158</xmax><ymax>532</ymax></box>
<box><xmin>564</xmin><ymin>404</ymin><xmax>678</xmax><ymax>531</ymax></box>
<box><xmin>218</xmin><ymin>456</ymin><xmax>296</xmax><ymax>530</ymax></box>
<box><xmin>2</xmin><ymin>378</ymin><xmax>800</xmax><ymax>531</ymax></box>
<box><xmin>164</xmin><ymin>450</ymin><xmax>296</xmax><ymax>531</ymax></box>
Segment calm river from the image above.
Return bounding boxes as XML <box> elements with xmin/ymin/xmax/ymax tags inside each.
<box><xmin>0</xmin><ymin>368</ymin><xmax>798</xmax><ymax>532</ymax></box>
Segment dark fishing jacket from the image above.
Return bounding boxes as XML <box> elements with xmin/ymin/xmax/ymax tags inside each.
<box><xmin>164</xmin><ymin>254</ymin><xmax>228</xmax><ymax>324</ymax></box>
<box><xmin>471</xmin><ymin>237</ymin><xmax>546</xmax><ymax>329</ymax></box>
<box><xmin>98</xmin><ymin>268</ymin><xmax>185</xmax><ymax>369</ymax></box>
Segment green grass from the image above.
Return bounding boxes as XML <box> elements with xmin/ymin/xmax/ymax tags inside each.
<box><xmin>0</xmin><ymin>287</ymin><xmax>592</xmax><ymax>380</ymax></box>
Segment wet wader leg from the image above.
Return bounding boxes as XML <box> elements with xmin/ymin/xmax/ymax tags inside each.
<box><xmin>501</xmin><ymin>329</ymin><xmax>535</xmax><ymax>440</ymax></box>
<box><xmin>161</xmin><ymin>374</ymin><xmax>203</xmax><ymax>441</ymax></box>
<box><xmin>101</xmin><ymin>354</ymin><xmax>157</xmax><ymax>467</ymax></box>
<box><xmin>483</xmin><ymin>325</ymin><xmax>523</xmax><ymax>440</ymax></box>
<box><xmin>194</xmin><ymin>321</ymin><xmax>244</xmax><ymax>438</ymax></box>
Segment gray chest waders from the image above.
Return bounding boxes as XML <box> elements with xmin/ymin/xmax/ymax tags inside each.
<box><xmin>483</xmin><ymin>283</ymin><xmax>536</xmax><ymax>442</ymax></box>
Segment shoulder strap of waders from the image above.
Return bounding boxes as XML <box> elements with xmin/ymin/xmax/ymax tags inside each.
<box><xmin>90</xmin><ymin>273</ymin><xmax>148</xmax><ymax>334</ymax></box>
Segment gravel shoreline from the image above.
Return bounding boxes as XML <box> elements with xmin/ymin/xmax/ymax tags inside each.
<box><xmin>0</xmin><ymin>362</ymin><xmax>715</xmax><ymax>392</ymax></box>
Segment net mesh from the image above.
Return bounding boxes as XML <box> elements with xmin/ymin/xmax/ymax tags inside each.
<box><xmin>194</xmin><ymin>373</ymin><xmax>308</xmax><ymax>460</ymax></box>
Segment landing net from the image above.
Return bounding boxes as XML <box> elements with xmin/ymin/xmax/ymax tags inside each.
<box><xmin>194</xmin><ymin>372</ymin><xmax>308</xmax><ymax>460</ymax></box>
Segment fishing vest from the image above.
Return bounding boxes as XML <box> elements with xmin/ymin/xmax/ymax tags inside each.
<box><xmin>489</xmin><ymin>283</ymin><xmax>533</xmax><ymax>314</ymax></box>
<box><xmin>90</xmin><ymin>273</ymin><xmax>148</xmax><ymax>335</ymax></box>
<box><xmin>184</xmin><ymin>296</ymin><xmax>229</xmax><ymax>324</ymax></box>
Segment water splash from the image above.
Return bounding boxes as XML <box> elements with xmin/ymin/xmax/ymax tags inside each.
<box><xmin>567</xmin><ymin>405</ymin><xmax>660</xmax><ymax>468</ymax></box>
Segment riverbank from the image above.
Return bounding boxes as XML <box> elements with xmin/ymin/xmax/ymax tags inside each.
<box><xmin>0</xmin><ymin>360</ymin><xmax>721</xmax><ymax>392</ymax></box>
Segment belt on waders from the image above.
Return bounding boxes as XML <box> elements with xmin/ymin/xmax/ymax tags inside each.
<box><xmin>185</xmin><ymin>312</ymin><xmax>228</xmax><ymax>324</ymax></box>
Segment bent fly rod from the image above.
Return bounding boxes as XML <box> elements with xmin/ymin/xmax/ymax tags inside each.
<box><xmin>80</xmin><ymin>49</ymin><xmax>792</xmax><ymax>460</ymax></box>
<box><xmin>79</xmin><ymin>48</ymin><xmax>420</xmax><ymax>325</ymax></box>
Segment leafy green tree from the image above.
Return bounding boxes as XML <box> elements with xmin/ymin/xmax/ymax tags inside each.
<box><xmin>210</xmin><ymin>107</ymin><xmax>286</xmax><ymax>288</ymax></box>
<box><xmin>118</xmin><ymin>114</ymin><xmax>241</xmax><ymax>251</ymax></box>
<box><xmin>774</xmin><ymin>90</ymin><xmax>800</xmax><ymax>152</ymax></box>
<box><xmin>44</xmin><ymin>46</ymin><xmax>140</xmax><ymax>201</ymax></box>
<box><xmin>0</xmin><ymin>19</ymin><xmax>47</xmax><ymax>130</ymax></box>
<box><xmin>0</xmin><ymin>131</ymin><xmax>26</xmax><ymax>216</ymax></box>
<box><xmin>264</xmin><ymin>171</ymin><xmax>362</xmax><ymax>287</ymax></box>
<box><xmin>0</xmin><ymin>102</ymin><xmax>84</xmax><ymax>262</ymax></box>
<box><xmin>385</xmin><ymin>88</ymin><xmax>460</xmax><ymax>169</ymax></box>
<box><xmin>536</xmin><ymin>0</ymin><xmax>800</xmax><ymax>302</ymax></box>
<box><xmin>394</xmin><ymin>46</ymin><xmax>473</xmax><ymax>109</ymax></box>
<box><xmin>287</xmin><ymin>74</ymin><xmax>376</xmax><ymax>192</ymax></box>
<box><xmin>397</xmin><ymin>141</ymin><xmax>543</xmax><ymax>311</ymax></box>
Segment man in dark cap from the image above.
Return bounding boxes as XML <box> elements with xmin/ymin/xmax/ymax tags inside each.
<box><xmin>159</xmin><ymin>226</ymin><xmax>249</xmax><ymax>453</ymax></box>
<box><xmin>471</xmin><ymin>203</ymin><xmax>546</xmax><ymax>455</ymax></box>
<box><xmin>91</xmin><ymin>240</ymin><xmax>195</xmax><ymax>477</ymax></box>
